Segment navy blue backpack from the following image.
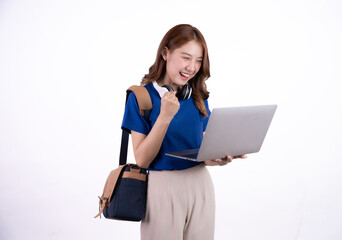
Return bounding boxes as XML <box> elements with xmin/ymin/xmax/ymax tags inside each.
<box><xmin>94</xmin><ymin>86</ymin><xmax>152</xmax><ymax>221</ymax></box>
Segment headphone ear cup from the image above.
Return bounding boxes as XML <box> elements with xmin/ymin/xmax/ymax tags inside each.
<box><xmin>177</xmin><ymin>83</ymin><xmax>192</xmax><ymax>100</ymax></box>
<box><xmin>162</xmin><ymin>85</ymin><xmax>174</xmax><ymax>92</ymax></box>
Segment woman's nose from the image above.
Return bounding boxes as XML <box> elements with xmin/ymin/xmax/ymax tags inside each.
<box><xmin>185</xmin><ymin>60</ymin><xmax>196</xmax><ymax>72</ymax></box>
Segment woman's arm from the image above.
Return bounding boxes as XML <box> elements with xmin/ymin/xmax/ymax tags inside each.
<box><xmin>131</xmin><ymin>91</ymin><xmax>180</xmax><ymax>168</ymax></box>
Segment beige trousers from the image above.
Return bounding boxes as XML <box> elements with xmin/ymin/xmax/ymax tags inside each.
<box><xmin>141</xmin><ymin>164</ymin><xmax>215</xmax><ymax>240</ymax></box>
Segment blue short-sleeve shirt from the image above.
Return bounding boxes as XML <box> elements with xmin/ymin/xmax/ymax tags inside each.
<box><xmin>121</xmin><ymin>83</ymin><xmax>211</xmax><ymax>171</ymax></box>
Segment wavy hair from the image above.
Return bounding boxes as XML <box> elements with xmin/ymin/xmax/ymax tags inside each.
<box><xmin>141</xmin><ymin>24</ymin><xmax>210</xmax><ymax>117</ymax></box>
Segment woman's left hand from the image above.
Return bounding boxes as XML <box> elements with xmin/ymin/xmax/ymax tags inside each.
<box><xmin>204</xmin><ymin>155</ymin><xmax>247</xmax><ymax>166</ymax></box>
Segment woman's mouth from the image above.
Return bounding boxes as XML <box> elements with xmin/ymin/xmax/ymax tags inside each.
<box><xmin>180</xmin><ymin>72</ymin><xmax>191</xmax><ymax>80</ymax></box>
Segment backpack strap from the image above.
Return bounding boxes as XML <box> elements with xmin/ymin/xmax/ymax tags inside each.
<box><xmin>126</xmin><ymin>85</ymin><xmax>152</xmax><ymax>119</ymax></box>
<box><xmin>119</xmin><ymin>85</ymin><xmax>152</xmax><ymax>166</ymax></box>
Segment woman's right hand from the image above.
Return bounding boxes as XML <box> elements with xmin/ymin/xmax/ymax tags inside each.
<box><xmin>159</xmin><ymin>91</ymin><xmax>180</xmax><ymax>122</ymax></box>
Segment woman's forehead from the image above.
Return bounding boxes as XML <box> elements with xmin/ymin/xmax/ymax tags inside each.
<box><xmin>173</xmin><ymin>41</ymin><xmax>203</xmax><ymax>57</ymax></box>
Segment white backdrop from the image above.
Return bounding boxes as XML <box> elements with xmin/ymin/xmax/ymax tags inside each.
<box><xmin>1</xmin><ymin>0</ymin><xmax>341</xmax><ymax>239</ymax></box>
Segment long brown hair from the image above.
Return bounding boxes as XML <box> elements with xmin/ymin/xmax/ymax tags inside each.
<box><xmin>141</xmin><ymin>24</ymin><xmax>210</xmax><ymax>117</ymax></box>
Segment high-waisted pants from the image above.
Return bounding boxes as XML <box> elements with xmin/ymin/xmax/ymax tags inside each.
<box><xmin>141</xmin><ymin>164</ymin><xmax>215</xmax><ymax>240</ymax></box>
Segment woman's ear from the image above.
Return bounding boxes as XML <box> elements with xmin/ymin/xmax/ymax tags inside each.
<box><xmin>162</xmin><ymin>46</ymin><xmax>169</xmax><ymax>61</ymax></box>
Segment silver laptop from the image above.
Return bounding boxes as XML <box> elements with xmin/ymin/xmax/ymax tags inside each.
<box><xmin>165</xmin><ymin>105</ymin><xmax>277</xmax><ymax>162</ymax></box>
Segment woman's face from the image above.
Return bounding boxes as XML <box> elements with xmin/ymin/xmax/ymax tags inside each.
<box><xmin>163</xmin><ymin>40</ymin><xmax>203</xmax><ymax>90</ymax></box>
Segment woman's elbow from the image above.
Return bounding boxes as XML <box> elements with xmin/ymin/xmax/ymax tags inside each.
<box><xmin>134</xmin><ymin>156</ymin><xmax>150</xmax><ymax>169</ymax></box>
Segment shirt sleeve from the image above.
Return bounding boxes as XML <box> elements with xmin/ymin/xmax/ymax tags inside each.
<box><xmin>203</xmin><ymin>99</ymin><xmax>211</xmax><ymax>132</ymax></box>
<box><xmin>121</xmin><ymin>92</ymin><xmax>151</xmax><ymax>135</ymax></box>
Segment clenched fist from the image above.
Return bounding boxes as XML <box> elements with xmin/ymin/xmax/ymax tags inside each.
<box><xmin>159</xmin><ymin>91</ymin><xmax>180</xmax><ymax>122</ymax></box>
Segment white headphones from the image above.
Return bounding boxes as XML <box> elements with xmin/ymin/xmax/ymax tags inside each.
<box><xmin>153</xmin><ymin>81</ymin><xmax>170</xmax><ymax>98</ymax></box>
<box><xmin>153</xmin><ymin>81</ymin><xmax>192</xmax><ymax>100</ymax></box>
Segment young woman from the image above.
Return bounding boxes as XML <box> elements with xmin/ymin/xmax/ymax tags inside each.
<box><xmin>122</xmin><ymin>24</ymin><xmax>246</xmax><ymax>240</ymax></box>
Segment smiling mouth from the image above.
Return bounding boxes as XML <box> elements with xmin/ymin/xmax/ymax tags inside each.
<box><xmin>180</xmin><ymin>72</ymin><xmax>191</xmax><ymax>80</ymax></box>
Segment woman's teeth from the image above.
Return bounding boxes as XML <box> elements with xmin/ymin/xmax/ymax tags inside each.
<box><xmin>180</xmin><ymin>72</ymin><xmax>190</xmax><ymax>78</ymax></box>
